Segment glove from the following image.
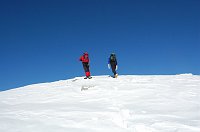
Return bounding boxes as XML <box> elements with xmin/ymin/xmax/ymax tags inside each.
<box><xmin>116</xmin><ymin>65</ymin><xmax>118</xmax><ymax>70</ymax></box>
<box><xmin>108</xmin><ymin>64</ymin><xmax>110</xmax><ymax>69</ymax></box>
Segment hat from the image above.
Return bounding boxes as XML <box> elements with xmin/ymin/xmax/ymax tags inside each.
<box><xmin>84</xmin><ymin>52</ymin><xmax>88</xmax><ymax>55</ymax></box>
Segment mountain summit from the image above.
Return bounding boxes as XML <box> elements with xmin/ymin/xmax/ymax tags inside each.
<box><xmin>0</xmin><ymin>75</ymin><xmax>200</xmax><ymax>132</ymax></box>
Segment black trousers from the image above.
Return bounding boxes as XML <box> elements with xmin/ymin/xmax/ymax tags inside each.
<box><xmin>110</xmin><ymin>62</ymin><xmax>117</xmax><ymax>75</ymax></box>
<box><xmin>82</xmin><ymin>62</ymin><xmax>89</xmax><ymax>72</ymax></box>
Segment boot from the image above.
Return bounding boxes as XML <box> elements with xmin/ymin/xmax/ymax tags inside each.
<box><xmin>114</xmin><ymin>74</ymin><xmax>118</xmax><ymax>78</ymax></box>
<box><xmin>88</xmin><ymin>76</ymin><xmax>92</xmax><ymax>79</ymax></box>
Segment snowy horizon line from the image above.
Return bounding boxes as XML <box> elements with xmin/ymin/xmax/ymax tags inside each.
<box><xmin>1</xmin><ymin>73</ymin><xmax>198</xmax><ymax>92</ymax></box>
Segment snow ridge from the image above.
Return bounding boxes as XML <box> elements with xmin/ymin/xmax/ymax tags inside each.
<box><xmin>0</xmin><ymin>75</ymin><xmax>200</xmax><ymax>132</ymax></box>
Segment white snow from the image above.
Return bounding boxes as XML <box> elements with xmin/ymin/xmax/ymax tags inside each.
<box><xmin>0</xmin><ymin>75</ymin><xmax>200</xmax><ymax>132</ymax></box>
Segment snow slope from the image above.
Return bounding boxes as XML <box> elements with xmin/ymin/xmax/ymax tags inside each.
<box><xmin>0</xmin><ymin>75</ymin><xmax>200</xmax><ymax>132</ymax></box>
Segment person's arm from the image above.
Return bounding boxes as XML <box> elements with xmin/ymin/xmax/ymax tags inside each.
<box><xmin>108</xmin><ymin>58</ymin><xmax>110</xmax><ymax>69</ymax></box>
<box><xmin>79</xmin><ymin>56</ymin><xmax>82</xmax><ymax>61</ymax></box>
<box><xmin>115</xmin><ymin>59</ymin><xmax>118</xmax><ymax>70</ymax></box>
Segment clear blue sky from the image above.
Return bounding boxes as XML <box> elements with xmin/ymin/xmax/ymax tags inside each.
<box><xmin>0</xmin><ymin>0</ymin><xmax>199</xmax><ymax>91</ymax></box>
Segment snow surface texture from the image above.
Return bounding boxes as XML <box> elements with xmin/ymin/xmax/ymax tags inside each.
<box><xmin>0</xmin><ymin>74</ymin><xmax>200</xmax><ymax>132</ymax></box>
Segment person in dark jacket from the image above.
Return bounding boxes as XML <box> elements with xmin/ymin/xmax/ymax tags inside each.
<box><xmin>108</xmin><ymin>53</ymin><xmax>118</xmax><ymax>78</ymax></box>
<box><xmin>79</xmin><ymin>52</ymin><xmax>92</xmax><ymax>79</ymax></box>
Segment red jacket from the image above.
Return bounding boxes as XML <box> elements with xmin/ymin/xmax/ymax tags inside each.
<box><xmin>79</xmin><ymin>53</ymin><xmax>89</xmax><ymax>63</ymax></box>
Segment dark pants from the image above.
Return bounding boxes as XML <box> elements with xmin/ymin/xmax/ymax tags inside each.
<box><xmin>110</xmin><ymin>62</ymin><xmax>117</xmax><ymax>75</ymax></box>
<box><xmin>82</xmin><ymin>62</ymin><xmax>89</xmax><ymax>72</ymax></box>
<box><xmin>82</xmin><ymin>62</ymin><xmax>90</xmax><ymax>77</ymax></box>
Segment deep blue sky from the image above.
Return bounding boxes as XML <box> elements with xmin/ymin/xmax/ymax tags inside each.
<box><xmin>0</xmin><ymin>0</ymin><xmax>199</xmax><ymax>91</ymax></box>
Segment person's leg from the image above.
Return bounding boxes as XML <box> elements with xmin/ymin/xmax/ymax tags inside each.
<box><xmin>82</xmin><ymin>63</ymin><xmax>87</xmax><ymax>72</ymax></box>
<box><xmin>83</xmin><ymin>63</ymin><xmax>91</xmax><ymax>77</ymax></box>
<box><xmin>111</xmin><ymin>63</ymin><xmax>117</xmax><ymax>76</ymax></box>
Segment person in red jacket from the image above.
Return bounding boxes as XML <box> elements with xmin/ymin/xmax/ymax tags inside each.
<box><xmin>79</xmin><ymin>52</ymin><xmax>92</xmax><ymax>79</ymax></box>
